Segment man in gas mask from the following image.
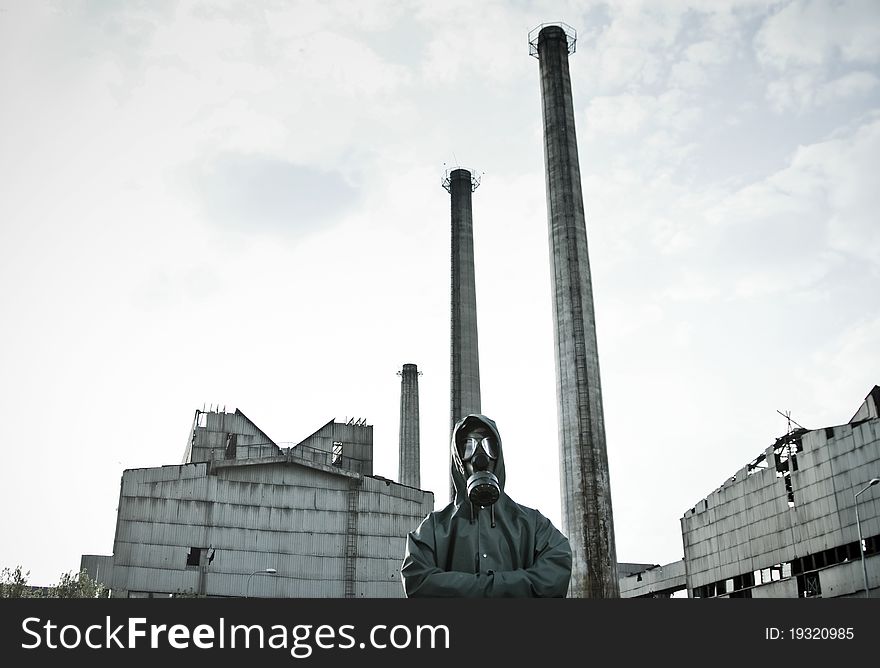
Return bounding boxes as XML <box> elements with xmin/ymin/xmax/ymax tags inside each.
<box><xmin>401</xmin><ymin>414</ymin><xmax>572</xmax><ymax>597</ymax></box>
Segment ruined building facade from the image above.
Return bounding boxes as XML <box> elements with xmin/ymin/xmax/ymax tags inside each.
<box><xmin>620</xmin><ymin>387</ymin><xmax>880</xmax><ymax>599</ymax></box>
<box><xmin>85</xmin><ymin>408</ymin><xmax>432</xmax><ymax>597</ymax></box>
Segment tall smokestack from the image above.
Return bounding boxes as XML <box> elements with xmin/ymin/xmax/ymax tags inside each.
<box><xmin>530</xmin><ymin>23</ymin><xmax>620</xmax><ymax>598</ymax></box>
<box><xmin>444</xmin><ymin>168</ymin><xmax>482</xmax><ymax>501</ymax></box>
<box><xmin>398</xmin><ymin>363</ymin><xmax>421</xmax><ymax>488</ymax></box>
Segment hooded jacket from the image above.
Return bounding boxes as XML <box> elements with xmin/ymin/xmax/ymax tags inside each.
<box><xmin>400</xmin><ymin>414</ymin><xmax>572</xmax><ymax>597</ymax></box>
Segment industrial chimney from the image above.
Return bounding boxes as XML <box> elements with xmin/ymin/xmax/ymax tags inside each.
<box><xmin>530</xmin><ymin>23</ymin><xmax>620</xmax><ymax>598</ymax></box>
<box><xmin>398</xmin><ymin>363</ymin><xmax>421</xmax><ymax>488</ymax></box>
<box><xmin>443</xmin><ymin>168</ymin><xmax>482</xmax><ymax>502</ymax></box>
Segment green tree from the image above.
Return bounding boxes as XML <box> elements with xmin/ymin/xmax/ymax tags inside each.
<box><xmin>0</xmin><ymin>565</ymin><xmax>31</xmax><ymax>598</ymax></box>
<box><xmin>47</xmin><ymin>569</ymin><xmax>108</xmax><ymax>598</ymax></box>
<box><xmin>172</xmin><ymin>587</ymin><xmax>202</xmax><ymax>598</ymax></box>
<box><xmin>2</xmin><ymin>566</ymin><xmax>109</xmax><ymax>598</ymax></box>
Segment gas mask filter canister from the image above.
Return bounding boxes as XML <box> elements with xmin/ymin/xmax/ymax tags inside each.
<box><xmin>462</xmin><ymin>437</ymin><xmax>500</xmax><ymax>506</ymax></box>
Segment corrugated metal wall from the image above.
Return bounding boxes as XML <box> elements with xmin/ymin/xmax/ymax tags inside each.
<box><xmin>185</xmin><ymin>409</ymin><xmax>283</xmax><ymax>464</ymax></box>
<box><xmin>111</xmin><ymin>458</ymin><xmax>432</xmax><ymax>598</ymax></box>
<box><xmin>295</xmin><ymin>421</ymin><xmax>374</xmax><ymax>476</ymax></box>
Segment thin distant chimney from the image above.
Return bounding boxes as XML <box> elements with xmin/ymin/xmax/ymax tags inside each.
<box><xmin>444</xmin><ymin>168</ymin><xmax>482</xmax><ymax>501</ymax></box>
<box><xmin>531</xmin><ymin>23</ymin><xmax>620</xmax><ymax>598</ymax></box>
<box><xmin>398</xmin><ymin>363</ymin><xmax>421</xmax><ymax>488</ymax></box>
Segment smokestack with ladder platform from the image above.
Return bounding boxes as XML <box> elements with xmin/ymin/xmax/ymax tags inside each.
<box><xmin>444</xmin><ymin>167</ymin><xmax>483</xmax><ymax>502</ymax></box>
<box><xmin>530</xmin><ymin>23</ymin><xmax>620</xmax><ymax>598</ymax></box>
<box><xmin>397</xmin><ymin>363</ymin><xmax>421</xmax><ymax>488</ymax></box>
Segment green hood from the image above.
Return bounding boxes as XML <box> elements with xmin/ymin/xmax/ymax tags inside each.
<box><xmin>450</xmin><ymin>414</ymin><xmax>505</xmax><ymax>509</ymax></box>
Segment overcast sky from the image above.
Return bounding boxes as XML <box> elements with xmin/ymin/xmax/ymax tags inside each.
<box><xmin>2</xmin><ymin>0</ymin><xmax>878</xmax><ymax>586</ymax></box>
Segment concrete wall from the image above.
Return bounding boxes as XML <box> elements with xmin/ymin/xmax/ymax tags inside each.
<box><xmin>619</xmin><ymin>560</ymin><xmax>686</xmax><ymax>598</ymax></box>
<box><xmin>818</xmin><ymin>554</ymin><xmax>880</xmax><ymax>598</ymax></box>
<box><xmin>751</xmin><ymin>578</ymin><xmax>798</xmax><ymax>599</ymax></box>
<box><xmin>110</xmin><ymin>459</ymin><xmax>432</xmax><ymax>598</ymax></box>
<box><xmin>681</xmin><ymin>396</ymin><xmax>880</xmax><ymax>598</ymax></box>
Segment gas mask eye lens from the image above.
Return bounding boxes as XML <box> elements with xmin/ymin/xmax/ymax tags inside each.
<box><xmin>462</xmin><ymin>436</ymin><xmax>497</xmax><ymax>461</ymax></box>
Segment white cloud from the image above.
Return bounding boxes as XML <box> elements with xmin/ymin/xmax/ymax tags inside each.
<box><xmin>669</xmin><ymin>60</ymin><xmax>708</xmax><ymax>87</ymax></box>
<box><xmin>697</xmin><ymin>115</ymin><xmax>880</xmax><ymax>303</ymax></box>
<box><xmin>584</xmin><ymin>94</ymin><xmax>654</xmax><ymax>135</ymax></box>
<box><xmin>662</xmin><ymin>270</ymin><xmax>722</xmax><ymax>303</ymax></box>
<box><xmin>817</xmin><ymin>70</ymin><xmax>880</xmax><ymax>104</ymax></box>
<box><xmin>686</xmin><ymin>39</ymin><xmax>730</xmax><ymax>66</ymax></box>
<box><xmin>415</xmin><ymin>0</ymin><xmax>536</xmax><ymax>84</ymax></box>
<box><xmin>767</xmin><ymin>69</ymin><xmax>879</xmax><ymax>112</ymax></box>
<box><xmin>755</xmin><ymin>0</ymin><xmax>880</xmax><ymax>69</ymax></box>
<box><xmin>583</xmin><ymin>89</ymin><xmax>700</xmax><ymax>137</ymax></box>
<box><xmin>575</xmin><ymin>1</ymin><xmax>688</xmax><ymax>90</ymax></box>
<box><xmin>806</xmin><ymin>116</ymin><xmax>880</xmax><ymax>262</ymax></box>
<box><xmin>756</xmin><ymin>1</ymin><xmax>880</xmax><ymax>114</ymax></box>
<box><xmin>795</xmin><ymin>315</ymin><xmax>880</xmax><ymax>426</ymax></box>
<box><xmin>669</xmin><ymin>38</ymin><xmax>736</xmax><ymax>88</ymax></box>
<box><xmin>732</xmin><ymin>253</ymin><xmax>836</xmax><ymax>299</ymax></box>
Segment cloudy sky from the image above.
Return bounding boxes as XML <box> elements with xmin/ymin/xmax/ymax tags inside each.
<box><xmin>1</xmin><ymin>0</ymin><xmax>878</xmax><ymax>586</ymax></box>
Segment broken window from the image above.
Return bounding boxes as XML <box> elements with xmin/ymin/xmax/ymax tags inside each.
<box><xmin>331</xmin><ymin>441</ymin><xmax>343</xmax><ymax>466</ymax></box>
<box><xmin>784</xmin><ymin>475</ymin><xmax>795</xmax><ymax>507</ymax></box>
<box><xmin>197</xmin><ymin>412</ymin><xmax>208</xmax><ymax>428</ymax></box>
<box><xmin>186</xmin><ymin>547</ymin><xmax>202</xmax><ymax>567</ymax></box>
<box><xmin>733</xmin><ymin>573</ymin><xmax>755</xmax><ymax>591</ymax></box>
<box><xmin>792</xmin><ymin>537</ymin><xmax>880</xmax><ymax>582</ymax></box>
<box><xmin>755</xmin><ymin>563</ymin><xmax>791</xmax><ymax>585</ymax></box>
<box><xmin>747</xmin><ymin>454</ymin><xmax>768</xmax><ymax>476</ymax></box>
<box><xmin>797</xmin><ymin>572</ymin><xmax>821</xmax><ymax>598</ymax></box>
<box><xmin>693</xmin><ymin>584</ymin><xmax>714</xmax><ymax>598</ymax></box>
<box><xmin>224</xmin><ymin>433</ymin><xmax>237</xmax><ymax>459</ymax></box>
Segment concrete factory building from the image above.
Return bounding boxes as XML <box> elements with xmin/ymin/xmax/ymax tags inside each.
<box><xmin>88</xmin><ymin>407</ymin><xmax>432</xmax><ymax>598</ymax></box>
<box><xmin>621</xmin><ymin>386</ymin><xmax>880</xmax><ymax>599</ymax></box>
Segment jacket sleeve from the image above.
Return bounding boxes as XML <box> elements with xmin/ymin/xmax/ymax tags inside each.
<box><xmin>401</xmin><ymin>515</ymin><xmax>493</xmax><ymax>598</ymax></box>
<box><xmin>489</xmin><ymin>512</ymin><xmax>572</xmax><ymax>598</ymax></box>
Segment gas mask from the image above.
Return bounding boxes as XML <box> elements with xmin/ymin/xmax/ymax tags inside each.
<box><xmin>460</xmin><ymin>433</ymin><xmax>500</xmax><ymax>506</ymax></box>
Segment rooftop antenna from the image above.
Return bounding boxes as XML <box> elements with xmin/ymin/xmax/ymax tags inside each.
<box><xmin>777</xmin><ymin>409</ymin><xmax>806</xmax><ymax>432</ymax></box>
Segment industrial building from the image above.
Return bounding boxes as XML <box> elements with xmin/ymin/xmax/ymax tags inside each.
<box><xmin>620</xmin><ymin>386</ymin><xmax>880</xmax><ymax>598</ymax></box>
<box><xmin>85</xmin><ymin>407</ymin><xmax>432</xmax><ymax>597</ymax></box>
